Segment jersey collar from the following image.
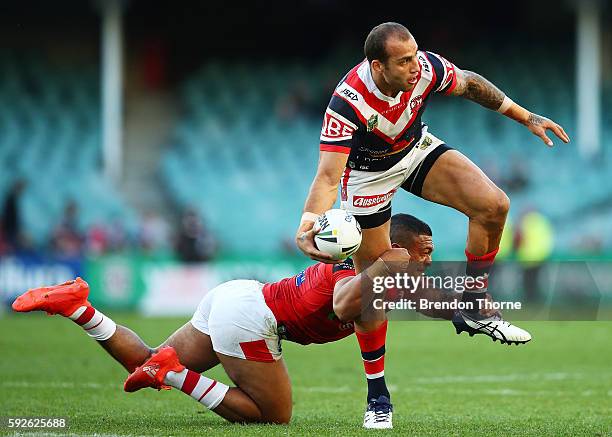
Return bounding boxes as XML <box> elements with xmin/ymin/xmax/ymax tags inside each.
<box><xmin>358</xmin><ymin>60</ymin><xmax>403</xmax><ymax>105</ymax></box>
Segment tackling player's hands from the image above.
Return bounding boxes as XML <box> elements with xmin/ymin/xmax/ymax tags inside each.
<box><xmin>380</xmin><ymin>247</ymin><xmax>416</xmax><ymax>274</ymax></box>
<box><xmin>295</xmin><ymin>221</ymin><xmax>340</xmax><ymax>264</ymax></box>
<box><xmin>524</xmin><ymin>112</ymin><xmax>570</xmax><ymax>147</ymax></box>
<box><xmin>379</xmin><ymin>247</ymin><xmax>412</xmax><ymax>274</ymax></box>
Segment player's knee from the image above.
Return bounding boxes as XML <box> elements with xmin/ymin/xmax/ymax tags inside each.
<box><xmin>476</xmin><ymin>189</ymin><xmax>510</xmax><ymax>226</ymax></box>
<box><xmin>258</xmin><ymin>389</ymin><xmax>292</xmax><ymax>424</ymax></box>
<box><xmin>492</xmin><ymin>190</ymin><xmax>510</xmax><ymax>220</ymax></box>
<box><xmin>265</xmin><ymin>405</ymin><xmax>292</xmax><ymax>424</ymax></box>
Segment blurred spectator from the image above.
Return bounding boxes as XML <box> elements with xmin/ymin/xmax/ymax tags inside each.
<box><xmin>483</xmin><ymin>155</ymin><xmax>529</xmax><ymax>194</ymax></box>
<box><xmin>496</xmin><ymin>219</ymin><xmax>514</xmax><ymax>260</ymax></box>
<box><xmin>87</xmin><ymin>223</ymin><xmax>109</xmax><ymax>256</ymax></box>
<box><xmin>481</xmin><ymin>159</ymin><xmax>502</xmax><ymax>186</ymax></box>
<box><xmin>1</xmin><ymin>179</ymin><xmax>27</xmax><ymax>252</ymax></box>
<box><xmin>175</xmin><ymin>208</ymin><xmax>217</xmax><ymax>262</ymax></box>
<box><xmin>141</xmin><ymin>37</ymin><xmax>168</xmax><ymax>90</ymax></box>
<box><xmin>276</xmin><ymin>80</ymin><xmax>320</xmax><ymax>122</ymax></box>
<box><xmin>0</xmin><ymin>227</ymin><xmax>7</xmax><ymax>256</ymax></box>
<box><xmin>504</xmin><ymin>156</ymin><xmax>529</xmax><ymax>193</ymax></box>
<box><xmin>573</xmin><ymin>235</ymin><xmax>603</xmax><ymax>254</ymax></box>
<box><xmin>106</xmin><ymin>219</ymin><xmax>130</xmax><ymax>253</ymax></box>
<box><xmin>514</xmin><ymin>208</ymin><xmax>554</xmax><ymax>302</ymax></box>
<box><xmin>52</xmin><ymin>201</ymin><xmax>84</xmax><ymax>258</ymax></box>
<box><xmin>140</xmin><ymin>210</ymin><xmax>171</xmax><ymax>254</ymax></box>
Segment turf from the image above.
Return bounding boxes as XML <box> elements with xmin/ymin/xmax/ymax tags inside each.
<box><xmin>1</xmin><ymin>313</ymin><xmax>611</xmax><ymax>436</ymax></box>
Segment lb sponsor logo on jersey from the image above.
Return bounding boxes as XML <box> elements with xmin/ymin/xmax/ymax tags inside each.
<box><xmin>320</xmin><ymin>109</ymin><xmax>357</xmax><ymax>142</ymax></box>
<box><xmin>353</xmin><ymin>189</ymin><xmax>397</xmax><ymax>208</ymax></box>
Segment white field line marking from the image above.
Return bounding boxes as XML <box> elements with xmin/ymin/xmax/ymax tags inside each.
<box><xmin>4</xmin><ymin>372</ymin><xmax>610</xmax><ymax>396</ymax></box>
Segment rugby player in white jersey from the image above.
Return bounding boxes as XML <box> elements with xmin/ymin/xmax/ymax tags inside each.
<box><xmin>12</xmin><ymin>214</ymin><xmax>501</xmax><ymax>429</ymax></box>
<box><xmin>295</xmin><ymin>22</ymin><xmax>569</xmax><ymax>427</ymax></box>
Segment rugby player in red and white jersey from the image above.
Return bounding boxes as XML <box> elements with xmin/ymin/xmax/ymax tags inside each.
<box><xmin>12</xmin><ymin>214</ymin><xmax>498</xmax><ymax>429</ymax></box>
<box><xmin>295</xmin><ymin>22</ymin><xmax>569</xmax><ymax>425</ymax></box>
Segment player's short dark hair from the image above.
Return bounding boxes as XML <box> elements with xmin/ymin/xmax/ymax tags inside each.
<box><xmin>364</xmin><ymin>22</ymin><xmax>413</xmax><ymax>64</ymax></box>
<box><xmin>390</xmin><ymin>213</ymin><xmax>432</xmax><ymax>244</ymax></box>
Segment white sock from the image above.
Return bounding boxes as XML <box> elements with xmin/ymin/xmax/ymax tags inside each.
<box><xmin>165</xmin><ymin>368</ymin><xmax>229</xmax><ymax>410</ymax></box>
<box><xmin>68</xmin><ymin>306</ymin><xmax>117</xmax><ymax>341</ymax></box>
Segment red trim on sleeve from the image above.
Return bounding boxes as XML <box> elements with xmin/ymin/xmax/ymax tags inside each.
<box><xmin>423</xmin><ymin>52</ymin><xmax>438</xmax><ymax>94</ymax></box>
<box><xmin>443</xmin><ymin>68</ymin><xmax>458</xmax><ymax>95</ymax></box>
<box><xmin>320</xmin><ymin>144</ymin><xmax>351</xmax><ymax>154</ymax></box>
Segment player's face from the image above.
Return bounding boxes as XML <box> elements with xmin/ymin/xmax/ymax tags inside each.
<box><xmin>408</xmin><ymin>234</ymin><xmax>434</xmax><ymax>274</ymax></box>
<box><xmin>382</xmin><ymin>36</ymin><xmax>420</xmax><ymax>93</ymax></box>
<box><xmin>392</xmin><ymin>233</ymin><xmax>434</xmax><ymax>274</ymax></box>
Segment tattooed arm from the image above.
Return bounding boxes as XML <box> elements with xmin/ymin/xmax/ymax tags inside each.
<box><xmin>450</xmin><ymin>67</ymin><xmax>571</xmax><ymax>146</ymax></box>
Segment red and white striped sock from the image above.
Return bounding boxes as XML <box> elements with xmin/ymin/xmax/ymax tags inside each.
<box><xmin>68</xmin><ymin>306</ymin><xmax>117</xmax><ymax>341</ymax></box>
<box><xmin>164</xmin><ymin>368</ymin><xmax>229</xmax><ymax>410</ymax></box>
<box><xmin>356</xmin><ymin>320</ymin><xmax>390</xmax><ymax>401</ymax></box>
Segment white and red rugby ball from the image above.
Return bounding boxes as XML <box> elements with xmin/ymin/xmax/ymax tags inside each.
<box><xmin>313</xmin><ymin>209</ymin><xmax>362</xmax><ymax>261</ymax></box>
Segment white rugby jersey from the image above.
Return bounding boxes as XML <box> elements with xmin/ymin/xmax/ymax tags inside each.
<box><xmin>319</xmin><ymin>51</ymin><xmax>457</xmax><ymax>172</ymax></box>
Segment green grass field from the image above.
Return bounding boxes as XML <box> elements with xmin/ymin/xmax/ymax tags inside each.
<box><xmin>1</xmin><ymin>313</ymin><xmax>611</xmax><ymax>436</ymax></box>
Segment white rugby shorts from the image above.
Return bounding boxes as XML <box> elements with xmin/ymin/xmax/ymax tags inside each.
<box><xmin>190</xmin><ymin>280</ymin><xmax>282</xmax><ymax>362</ymax></box>
<box><xmin>340</xmin><ymin>130</ymin><xmax>452</xmax><ymax>228</ymax></box>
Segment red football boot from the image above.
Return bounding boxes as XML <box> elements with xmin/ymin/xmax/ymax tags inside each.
<box><xmin>124</xmin><ymin>346</ymin><xmax>185</xmax><ymax>392</ymax></box>
<box><xmin>12</xmin><ymin>277</ymin><xmax>91</xmax><ymax>317</ymax></box>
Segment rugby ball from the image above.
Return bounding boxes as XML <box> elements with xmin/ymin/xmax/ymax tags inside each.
<box><xmin>313</xmin><ymin>209</ymin><xmax>362</xmax><ymax>260</ymax></box>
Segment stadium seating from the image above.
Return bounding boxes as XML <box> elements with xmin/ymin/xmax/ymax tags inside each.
<box><xmin>4</xmin><ymin>50</ymin><xmax>610</xmax><ymax>256</ymax></box>
<box><xmin>0</xmin><ymin>53</ymin><xmax>138</xmax><ymax>247</ymax></box>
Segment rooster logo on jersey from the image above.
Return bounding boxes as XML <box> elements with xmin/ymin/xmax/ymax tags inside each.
<box><xmin>410</xmin><ymin>95</ymin><xmax>424</xmax><ymax>115</ymax></box>
<box><xmin>367</xmin><ymin>114</ymin><xmax>378</xmax><ymax>132</ymax></box>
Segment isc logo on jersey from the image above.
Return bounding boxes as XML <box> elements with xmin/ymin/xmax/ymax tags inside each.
<box><xmin>321</xmin><ymin>110</ymin><xmax>357</xmax><ymax>142</ymax></box>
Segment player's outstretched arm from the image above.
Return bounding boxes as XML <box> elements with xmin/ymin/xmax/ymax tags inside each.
<box><xmin>296</xmin><ymin>151</ymin><xmax>349</xmax><ymax>263</ymax></box>
<box><xmin>450</xmin><ymin>67</ymin><xmax>570</xmax><ymax>147</ymax></box>
<box><xmin>332</xmin><ymin>248</ymin><xmax>411</xmax><ymax>321</ymax></box>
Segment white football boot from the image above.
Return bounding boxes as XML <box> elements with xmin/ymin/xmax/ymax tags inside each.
<box><xmin>363</xmin><ymin>395</ymin><xmax>393</xmax><ymax>429</ymax></box>
<box><xmin>452</xmin><ymin>310</ymin><xmax>532</xmax><ymax>345</ymax></box>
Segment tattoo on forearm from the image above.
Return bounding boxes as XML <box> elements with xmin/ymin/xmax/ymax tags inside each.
<box><xmin>460</xmin><ymin>71</ymin><xmax>505</xmax><ymax>111</ymax></box>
